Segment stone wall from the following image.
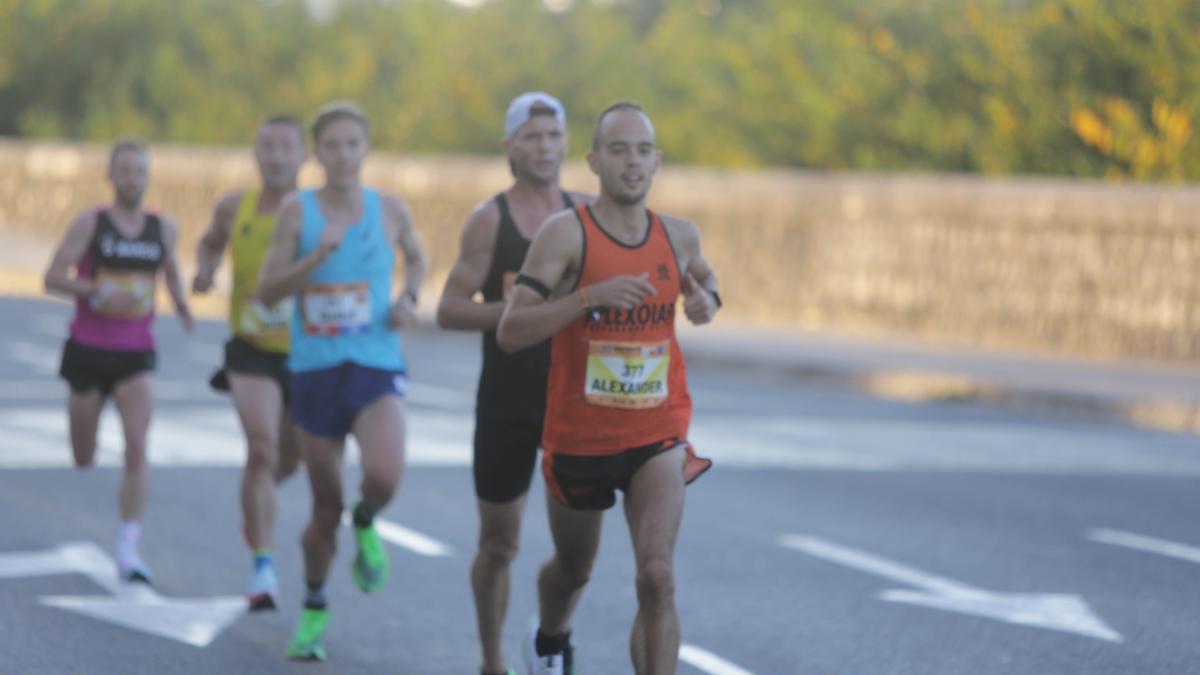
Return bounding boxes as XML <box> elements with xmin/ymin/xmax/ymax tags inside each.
<box><xmin>1</xmin><ymin>139</ymin><xmax>1196</xmax><ymax>361</ymax></box>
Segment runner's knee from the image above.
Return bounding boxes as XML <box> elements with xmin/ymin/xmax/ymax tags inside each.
<box><xmin>635</xmin><ymin>559</ymin><xmax>675</xmax><ymax>605</ymax></box>
<box><xmin>123</xmin><ymin>443</ymin><xmax>148</xmax><ymax>471</ymax></box>
<box><xmin>244</xmin><ymin>433</ymin><xmax>277</xmax><ymax>472</ymax></box>
<box><xmin>71</xmin><ymin>440</ymin><xmax>96</xmax><ymax>469</ymax></box>
<box><xmin>556</xmin><ymin>552</ymin><xmax>595</xmax><ymax>589</ymax></box>
<box><xmin>274</xmin><ymin>453</ymin><xmax>299</xmax><ymax>482</ymax></box>
<box><xmin>311</xmin><ymin>495</ymin><xmax>344</xmax><ymax>531</ymax></box>
<box><xmin>477</xmin><ymin>533</ymin><xmax>519</xmax><ymax>569</ymax></box>
<box><xmin>360</xmin><ymin>471</ymin><xmax>398</xmax><ymax>503</ymax></box>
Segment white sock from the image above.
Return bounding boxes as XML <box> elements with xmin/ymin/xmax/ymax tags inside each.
<box><xmin>118</xmin><ymin>521</ymin><xmax>141</xmax><ymax>552</ymax></box>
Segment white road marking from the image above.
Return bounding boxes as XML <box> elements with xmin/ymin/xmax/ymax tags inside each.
<box><xmin>678</xmin><ymin>643</ymin><xmax>757</xmax><ymax>675</ymax></box>
<box><xmin>33</xmin><ymin>314</ymin><xmax>67</xmax><ymax>338</ymax></box>
<box><xmin>780</xmin><ymin>534</ymin><xmax>1122</xmax><ymax>642</ymax></box>
<box><xmin>187</xmin><ymin>342</ymin><xmax>222</xmax><ymax>367</ymax></box>
<box><xmin>1088</xmin><ymin>528</ymin><xmax>1200</xmax><ymax>566</ymax></box>
<box><xmin>0</xmin><ymin>541</ymin><xmax>245</xmax><ymax>647</ymax></box>
<box><xmin>8</xmin><ymin>340</ymin><xmax>60</xmax><ymax>374</ymax></box>
<box><xmin>3</xmin><ymin>400</ymin><xmax>1200</xmax><ymax>476</ymax></box>
<box><xmin>0</xmin><ymin>379</ymin><xmax>210</xmax><ymax>400</ymax></box>
<box><xmin>341</xmin><ymin>513</ymin><xmax>454</xmax><ymax>557</ymax></box>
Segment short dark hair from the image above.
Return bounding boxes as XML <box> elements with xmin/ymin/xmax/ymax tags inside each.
<box><xmin>310</xmin><ymin>100</ymin><xmax>369</xmax><ymax>143</ymax></box>
<box><xmin>592</xmin><ymin>100</ymin><xmax>647</xmax><ymax>150</ymax></box>
<box><xmin>258</xmin><ymin>114</ymin><xmax>305</xmax><ymax>145</ymax></box>
<box><xmin>108</xmin><ymin>137</ymin><xmax>148</xmax><ymax>170</ymax></box>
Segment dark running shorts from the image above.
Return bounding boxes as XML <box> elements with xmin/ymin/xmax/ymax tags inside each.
<box><xmin>290</xmin><ymin>362</ymin><xmax>407</xmax><ymax>439</ymax></box>
<box><xmin>59</xmin><ymin>338</ymin><xmax>156</xmax><ymax>396</ymax></box>
<box><xmin>542</xmin><ymin>437</ymin><xmax>712</xmax><ymax>511</ymax></box>
<box><xmin>208</xmin><ymin>336</ymin><xmax>291</xmax><ymax>403</ymax></box>
<box><xmin>473</xmin><ymin>413</ymin><xmax>542</xmax><ymax>503</ymax></box>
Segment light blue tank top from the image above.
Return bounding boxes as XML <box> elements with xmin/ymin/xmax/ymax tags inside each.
<box><xmin>288</xmin><ymin>188</ymin><xmax>406</xmax><ymax>373</ymax></box>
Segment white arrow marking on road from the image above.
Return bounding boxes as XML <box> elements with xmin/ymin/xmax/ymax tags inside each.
<box><xmin>341</xmin><ymin>513</ymin><xmax>454</xmax><ymax>557</ymax></box>
<box><xmin>1088</xmin><ymin>528</ymin><xmax>1200</xmax><ymax>566</ymax></box>
<box><xmin>679</xmin><ymin>643</ymin><xmax>757</xmax><ymax>675</ymax></box>
<box><xmin>779</xmin><ymin>535</ymin><xmax>1121</xmax><ymax>643</ymax></box>
<box><xmin>0</xmin><ymin>541</ymin><xmax>245</xmax><ymax>647</ymax></box>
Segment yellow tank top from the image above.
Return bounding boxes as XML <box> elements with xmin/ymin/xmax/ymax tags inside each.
<box><xmin>228</xmin><ymin>191</ymin><xmax>291</xmax><ymax>353</ymax></box>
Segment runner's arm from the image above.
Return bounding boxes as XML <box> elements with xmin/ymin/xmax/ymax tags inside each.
<box><xmin>43</xmin><ymin>211</ymin><xmax>100</xmax><ymax>299</ymax></box>
<box><xmin>673</xmin><ymin>219</ymin><xmax>721</xmax><ymax>325</ymax></box>
<box><xmin>496</xmin><ymin>214</ymin><xmax>587</xmax><ymax>352</ymax></box>
<box><xmin>160</xmin><ymin>217</ymin><xmax>194</xmax><ymax>332</ymax></box>
<box><xmin>435</xmin><ymin>202</ymin><xmax>503</xmax><ymax>331</ymax></box>
<box><xmin>192</xmin><ymin>192</ymin><xmax>240</xmax><ymax>294</ymax></box>
<box><xmin>256</xmin><ymin>197</ymin><xmax>332</xmax><ymax>304</ymax></box>
<box><xmin>388</xmin><ymin>195</ymin><xmax>428</xmax><ymax>306</ymax></box>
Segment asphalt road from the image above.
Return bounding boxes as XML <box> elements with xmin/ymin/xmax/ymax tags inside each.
<box><xmin>1</xmin><ymin>295</ymin><xmax>1198</xmax><ymax>675</ymax></box>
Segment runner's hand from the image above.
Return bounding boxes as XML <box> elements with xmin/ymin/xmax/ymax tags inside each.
<box><xmin>178</xmin><ymin>310</ymin><xmax>194</xmax><ymax>334</ymax></box>
<box><xmin>314</xmin><ymin>227</ymin><xmax>344</xmax><ymax>262</ymax></box>
<box><xmin>585</xmin><ymin>273</ymin><xmax>657</xmax><ymax>310</ymax></box>
<box><xmin>681</xmin><ymin>275</ymin><xmax>717</xmax><ymax>325</ymax></box>
<box><xmin>191</xmin><ymin>271</ymin><xmax>213</xmax><ymax>294</ymax></box>
<box><xmin>388</xmin><ymin>295</ymin><xmax>417</xmax><ymax>329</ymax></box>
<box><xmin>100</xmin><ymin>290</ymin><xmax>141</xmax><ymax>315</ymax></box>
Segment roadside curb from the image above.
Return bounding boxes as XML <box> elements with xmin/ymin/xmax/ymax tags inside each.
<box><xmin>676</xmin><ymin>336</ymin><xmax>1200</xmax><ymax>437</ymax></box>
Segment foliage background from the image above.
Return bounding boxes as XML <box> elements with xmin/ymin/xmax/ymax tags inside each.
<box><xmin>1</xmin><ymin>0</ymin><xmax>1197</xmax><ymax>181</ymax></box>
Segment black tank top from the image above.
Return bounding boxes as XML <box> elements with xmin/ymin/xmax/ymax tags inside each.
<box><xmin>477</xmin><ymin>191</ymin><xmax>575</xmax><ymax>423</ymax></box>
<box><xmin>91</xmin><ymin>210</ymin><xmax>164</xmax><ymax>273</ymax></box>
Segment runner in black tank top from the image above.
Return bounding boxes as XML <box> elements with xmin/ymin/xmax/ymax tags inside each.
<box><xmin>476</xmin><ymin>191</ymin><xmax>574</xmax><ymax>426</ymax></box>
<box><xmin>434</xmin><ymin>92</ymin><xmax>590</xmax><ymax>675</ymax></box>
<box><xmin>44</xmin><ymin>138</ymin><xmax>193</xmax><ymax>586</ymax></box>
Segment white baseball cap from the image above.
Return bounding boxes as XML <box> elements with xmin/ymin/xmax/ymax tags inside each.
<box><xmin>504</xmin><ymin>92</ymin><xmax>566</xmax><ymax>140</ymax></box>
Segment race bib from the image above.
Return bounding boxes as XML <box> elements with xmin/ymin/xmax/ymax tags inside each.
<box><xmin>301</xmin><ymin>282</ymin><xmax>371</xmax><ymax>335</ymax></box>
<box><xmin>90</xmin><ymin>269</ymin><xmax>155</xmax><ymax>318</ymax></box>
<box><xmin>502</xmin><ymin>271</ymin><xmax>517</xmax><ymax>300</ymax></box>
<box><xmin>239</xmin><ymin>294</ymin><xmax>293</xmax><ymax>339</ymax></box>
<box><xmin>584</xmin><ymin>340</ymin><xmax>669</xmax><ymax>409</ymax></box>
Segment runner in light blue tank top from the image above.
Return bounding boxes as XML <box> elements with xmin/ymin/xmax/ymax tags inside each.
<box><xmin>255</xmin><ymin>101</ymin><xmax>429</xmax><ymax>663</ymax></box>
<box><xmin>290</xmin><ymin>188</ymin><xmax>406</xmax><ymax>374</ymax></box>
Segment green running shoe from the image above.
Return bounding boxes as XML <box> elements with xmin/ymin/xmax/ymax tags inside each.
<box><xmin>285</xmin><ymin>607</ymin><xmax>329</xmax><ymax>661</ymax></box>
<box><xmin>351</xmin><ymin>506</ymin><xmax>389</xmax><ymax>593</ymax></box>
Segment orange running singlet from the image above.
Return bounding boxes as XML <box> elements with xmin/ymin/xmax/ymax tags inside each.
<box><xmin>542</xmin><ymin>205</ymin><xmax>693</xmax><ymax>457</ymax></box>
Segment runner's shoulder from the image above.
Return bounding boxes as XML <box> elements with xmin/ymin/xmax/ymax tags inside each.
<box><xmin>66</xmin><ymin>207</ymin><xmax>101</xmax><ymax>238</ymax></box>
<box><xmin>462</xmin><ymin>196</ymin><xmax>502</xmax><ymax>237</ymax></box>
<box><xmin>215</xmin><ymin>190</ymin><xmax>246</xmax><ymax>217</ymax></box>
<box><xmin>565</xmin><ymin>190</ymin><xmax>596</xmax><ymax>207</ymax></box>
<box><xmin>657</xmin><ymin>212</ymin><xmax>700</xmax><ymax>248</ymax></box>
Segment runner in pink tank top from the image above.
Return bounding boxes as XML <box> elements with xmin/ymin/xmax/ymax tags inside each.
<box><xmin>43</xmin><ymin>138</ymin><xmax>192</xmax><ymax>584</ymax></box>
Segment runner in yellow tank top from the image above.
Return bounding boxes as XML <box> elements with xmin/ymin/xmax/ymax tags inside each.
<box><xmin>192</xmin><ymin>115</ymin><xmax>307</xmax><ymax>611</ymax></box>
<box><xmin>228</xmin><ymin>189</ymin><xmax>292</xmax><ymax>353</ymax></box>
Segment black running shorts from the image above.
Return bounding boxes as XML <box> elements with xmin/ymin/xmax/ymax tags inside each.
<box><xmin>208</xmin><ymin>336</ymin><xmax>290</xmax><ymax>403</ymax></box>
<box><xmin>543</xmin><ymin>437</ymin><xmax>711</xmax><ymax>511</ymax></box>
<box><xmin>473</xmin><ymin>412</ymin><xmax>542</xmax><ymax>503</ymax></box>
<box><xmin>59</xmin><ymin>338</ymin><xmax>156</xmax><ymax>396</ymax></box>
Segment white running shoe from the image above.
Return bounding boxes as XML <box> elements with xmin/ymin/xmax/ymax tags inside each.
<box><xmin>246</xmin><ymin>563</ymin><xmax>279</xmax><ymax>611</ymax></box>
<box><xmin>116</xmin><ymin>545</ymin><xmax>152</xmax><ymax>584</ymax></box>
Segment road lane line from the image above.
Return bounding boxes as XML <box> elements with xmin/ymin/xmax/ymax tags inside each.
<box><xmin>341</xmin><ymin>513</ymin><xmax>453</xmax><ymax>557</ymax></box>
<box><xmin>8</xmin><ymin>340</ymin><xmax>59</xmax><ymax>374</ymax></box>
<box><xmin>678</xmin><ymin>644</ymin><xmax>756</xmax><ymax>675</ymax></box>
<box><xmin>1088</xmin><ymin>528</ymin><xmax>1200</xmax><ymax>566</ymax></box>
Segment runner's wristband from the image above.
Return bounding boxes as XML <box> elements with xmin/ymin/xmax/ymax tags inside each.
<box><xmin>515</xmin><ymin>273</ymin><xmax>551</xmax><ymax>300</ymax></box>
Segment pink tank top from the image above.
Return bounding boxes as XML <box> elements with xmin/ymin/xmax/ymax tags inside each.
<box><xmin>69</xmin><ymin>208</ymin><xmax>165</xmax><ymax>351</ymax></box>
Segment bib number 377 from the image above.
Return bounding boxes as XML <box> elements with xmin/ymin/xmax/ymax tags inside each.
<box><xmin>584</xmin><ymin>340</ymin><xmax>669</xmax><ymax>409</ymax></box>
